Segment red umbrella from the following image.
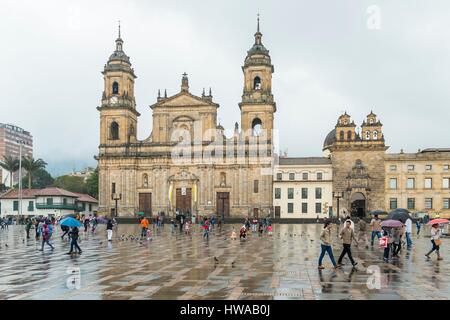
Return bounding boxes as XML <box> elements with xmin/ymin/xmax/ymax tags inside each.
<box><xmin>427</xmin><ymin>218</ymin><xmax>449</xmax><ymax>225</ymax></box>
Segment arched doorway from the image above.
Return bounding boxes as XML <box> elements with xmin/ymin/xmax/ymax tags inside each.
<box><xmin>350</xmin><ymin>192</ymin><xmax>366</xmax><ymax>218</ymax></box>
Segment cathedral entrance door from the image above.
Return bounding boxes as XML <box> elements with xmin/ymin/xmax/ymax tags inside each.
<box><xmin>176</xmin><ymin>188</ymin><xmax>192</xmax><ymax>214</ymax></box>
<box><xmin>216</xmin><ymin>192</ymin><xmax>230</xmax><ymax>218</ymax></box>
<box><xmin>139</xmin><ymin>193</ymin><xmax>152</xmax><ymax>216</ymax></box>
<box><xmin>350</xmin><ymin>192</ymin><xmax>366</xmax><ymax>218</ymax></box>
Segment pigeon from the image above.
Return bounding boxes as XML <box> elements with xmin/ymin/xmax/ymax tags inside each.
<box><xmin>99</xmin><ymin>242</ymin><xmax>103</xmax><ymax>245</ymax></box>
<box><xmin>214</xmin><ymin>256</ymin><xmax>219</xmax><ymax>263</ymax></box>
<box><xmin>5</xmin><ymin>244</ymin><xmax>8</xmax><ymax>247</ymax></box>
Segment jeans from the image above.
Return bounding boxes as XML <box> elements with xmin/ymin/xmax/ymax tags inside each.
<box><xmin>141</xmin><ymin>227</ymin><xmax>147</xmax><ymax>238</ymax></box>
<box><xmin>41</xmin><ymin>239</ymin><xmax>54</xmax><ymax>251</ymax></box>
<box><xmin>61</xmin><ymin>230</ymin><xmax>69</xmax><ymax>239</ymax></box>
<box><xmin>406</xmin><ymin>232</ymin><xmax>412</xmax><ymax>247</ymax></box>
<box><xmin>383</xmin><ymin>243</ymin><xmax>391</xmax><ymax>260</ymax></box>
<box><xmin>338</xmin><ymin>244</ymin><xmax>355</xmax><ymax>265</ymax></box>
<box><xmin>371</xmin><ymin>231</ymin><xmax>382</xmax><ymax>245</ymax></box>
<box><xmin>69</xmin><ymin>239</ymin><xmax>82</xmax><ymax>253</ymax></box>
<box><xmin>429</xmin><ymin>240</ymin><xmax>440</xmax><ymax>254</ymax></box>
<box><xmin>318</xmin><ymin>244</ymin><xmax>337</xmax><ymax>267</ymax></box>
<box><xmin>203</xmin><ymin>229</ymin><xmax>209</xmax><ymax>239</ymax></box>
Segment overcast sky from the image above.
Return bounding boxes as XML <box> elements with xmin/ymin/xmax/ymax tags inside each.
<box><xmin>1</xmin><ymin>0</ymin><xmax>449</xmax><ymax>175</ymax></box>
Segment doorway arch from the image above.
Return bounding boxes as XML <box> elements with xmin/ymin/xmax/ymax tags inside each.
<box><xmin>350</xmin><ymin>192</ymin><xmax>366</xmax><ymax>218</ymax></box>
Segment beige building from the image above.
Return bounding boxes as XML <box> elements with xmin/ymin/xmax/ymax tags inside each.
<box><xmin>97</xmin><ymin>20</ymin><xmax>275</xmax><ymax>218</ymax></box>
<box><xmin>385</xmin><ymin>149</ymin><xmax>450</xmax><ymax>216</ymax></box>
<box><xmin>273</xmin><ymin>157</ymin><xmax>333</xmax><ymax>219</ymax></box>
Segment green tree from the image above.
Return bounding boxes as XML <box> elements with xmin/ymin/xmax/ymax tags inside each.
<box><xmin>52</xmin><ymin>175</ymin><xmax>87</xmax><ymax>194</ymax></box>
<box><xmin>20</xmin><ymin>168</ymin><xmax>54</xmax><ymax>189</ymax></box>
<box><xmin>21</xmin><ymin>156</ymin><xmax>48</xmax><ymax>189</ymax></box>
<box><xmin>0</xmin><ymin>155</ymin><xmax>19</xmax><ymax>189</ymax></box>
<box><xmin>85</xmin><ymin>167</ymin><xmax>99</xmax><ymax>198</ymax></box>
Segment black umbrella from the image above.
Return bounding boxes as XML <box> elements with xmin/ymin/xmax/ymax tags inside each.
<box><xmin>369</xmin><ymin>210</ymin><xmax>387</xmax><ymax>215</ymax></box>
<box><xmin>388</xmin><ymin>208</ymin><xmax>412</xmax><ymax>223</ymax></box>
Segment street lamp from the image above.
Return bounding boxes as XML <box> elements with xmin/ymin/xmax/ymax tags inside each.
<box><xmin>17</xmin><ymin>140</ymin><xmax>26</xmax><ymax>221</ymax></box>
<box><xmin>332</xmin><ymin>191</ymin><xmax>344</xmax><ymax>221</ymax></box>
<box><xmin>111</xmin><ymin>193</ymin><xmax>122</xmax><ymax>218</ymax></box>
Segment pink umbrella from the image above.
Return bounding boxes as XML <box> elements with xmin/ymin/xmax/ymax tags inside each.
<box><xmin>381</xmin><ymin>219</ymin><xmax>403</xmax><ymax>228</ymax></box>
<box><xmin>427</xmin><ymin>218</ymin><xmax>449</xmax><ymax>225</ymax></box>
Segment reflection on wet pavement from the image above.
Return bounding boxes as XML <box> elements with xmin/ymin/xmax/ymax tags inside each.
<box><xmin>0</xmin><ymin>223</ymin><xmax>448</xmax><ymax>300</ymax></box>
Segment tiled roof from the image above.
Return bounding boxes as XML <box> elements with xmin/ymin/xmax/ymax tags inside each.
<box><xmin>278</xmin><ymin>157</ymin><xmax>332</xmax><ymax>166</ymax></box>
<box><xmin>36</xmin><ymin>188</ymin><xmax>79</xmax><ymax>197</ymax></box>
<box><xmin>72</xmin><ymin>193</ymin><xmax>98</xmax><ymax>203</ymax></box>
<box><xmin>0</xmin><ymin>189</ymin><xmax>40</xmax><ymax>199</ymax></box>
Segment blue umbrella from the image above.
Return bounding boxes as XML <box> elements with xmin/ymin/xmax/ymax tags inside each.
<box><xmin>60</xmin><ymin>217</ymin><xmax>82</xmax><ymax>228</ymax></box>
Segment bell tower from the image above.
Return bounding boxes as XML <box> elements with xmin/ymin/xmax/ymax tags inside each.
<box><xmin>97</xmin><ymin>22</ymin><xmax>140</xmax><ymax>147</ymax></box>
<box><xmin>239</xmin><ymin>15</ymin><xmax>276</xmax><ymax>140</ymax></box>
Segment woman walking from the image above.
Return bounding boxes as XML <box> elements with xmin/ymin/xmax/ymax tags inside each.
<box><xmin>106</xmin><ymin>219</ymin><xmax>113</xmax><ymax>242</ymax></box>
<box><xmin>39</xmin><ymin>224</ymin><xmax>55</xmax><ymax>252</ymax></box>
<box><xmin>318</xmin><ymin>221</ymin><xmax>338</xmax><ymax>269</ymax></box>
<box><xmin>425</xmin><ymin>223</ymin><xmax>443</xmax><ymax>260</ymax></box>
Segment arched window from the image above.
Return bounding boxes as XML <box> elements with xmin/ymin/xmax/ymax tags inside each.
<box><xmin>253</xmin><ymin>76</ymin><xmax>261</xmax><ymax>90</ymax></box>
<box><xmin>347</xmin><ymin>131</ymin><xmax>352</xmax><ymax>140</ymax></box>
<box><xmin>365</xmin><ymin>131</ymin><xmax>371</xmax><ymax>140</ymax></box>
<box><xmin>112</xmin><ymin>82</ymin><xmax>119</xmax><ymax>95</ymax></box>
<box><xmin>373</xmin><ymin>130</ymin><xmax>378</xmax><ymax>140</ymax></box>
<box><xmin>339</xmin><ymin>131</ymin><xmax>345</xmax><ymax>141</ymax></box>
<box><xmin>252</xmin><ymin>118</ymin><xmax>262</xmax><ymax>136</ymax></box>
<box><xmin>110</xmin><ymin>121</ymin><xmax>119</xmax><ymax>140</ymax></box>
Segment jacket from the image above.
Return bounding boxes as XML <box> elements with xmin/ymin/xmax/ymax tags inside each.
<box><xmin>320</xmin><ymin>228</ymin><xmax>332</xmax><ymax>246</ymax></box>
<box><xmin>340</xmin><ymin>227</ymin><xmax>356</xmax><ymax>245</ymax></box>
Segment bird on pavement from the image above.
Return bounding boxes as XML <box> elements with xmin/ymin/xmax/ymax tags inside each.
<box><xmin>214</xmin><ymin>256</ymin><xmax>219</xmax><ymax>263</ymax></box>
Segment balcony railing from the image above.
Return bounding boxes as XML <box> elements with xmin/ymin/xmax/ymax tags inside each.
<box><xmin>35</xmin><ymin>203</ymin><xmax>78</xmax><ymax>210</ymax></box>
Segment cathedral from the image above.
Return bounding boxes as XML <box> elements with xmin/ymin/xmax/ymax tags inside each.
<box><xmin>96</xmin><ymin>19</ymin><xmax>276</xmax><ymax>218</ymax></box>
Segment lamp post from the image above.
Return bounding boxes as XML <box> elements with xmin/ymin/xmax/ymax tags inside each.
<box><xmin>17</xmin><ymin>140</ymin><xmax>26</xmax><ymax>221</ymax></box>
<box><xmin>111</xmin><ymin>193</ymin><xmax>122</xmax><ymax>218</ymax></box>
<box><xmin>332</xmin><ymin>191</ymin><xmax>344</xmax><ymax>222</ymax></box>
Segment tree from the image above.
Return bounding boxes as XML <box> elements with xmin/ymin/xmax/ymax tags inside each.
<box><xmin>21</xmin><ymin>156</ymin><xmax>48</xmax><ymax>189</ymax></box>
<box><xmin>20</xmin><ymin>168</ymin><xmax>54</xmax><ymax>189</ymax></box>
<box><xmin>52</xmin><ymin>175</ymin><xmax>87</xmax><ymax>194</ymax></box>
<box><xmin>0</xmin><ymin>155</ymin><xmax>19</xmax><ymax>189</ymax></box>
<box><xmin>85</xmin><ymin>167</ymin><xmax>99</xmax><ymax>199</ymax></box>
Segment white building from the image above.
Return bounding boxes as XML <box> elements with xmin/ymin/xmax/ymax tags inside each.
<box><xmin>273</xmin><ymin>157</ymin><xmax>333</xmax><ymax>219</ymax></box>
<box><xmin>0</xmin><ymin>187</ymin><xmax>98</xmax><ymax>218</ymax></box>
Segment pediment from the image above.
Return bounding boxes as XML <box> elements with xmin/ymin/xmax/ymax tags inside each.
<box><xmin>151</xmin><ymin>92</ymin><xmax>218</xmax><ymax>109</ymax></box>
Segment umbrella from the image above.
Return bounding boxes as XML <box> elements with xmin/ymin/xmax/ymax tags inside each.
<box><xmin>427</xmin><ymin>218</ymin><xmax>449</xmax><ymax>225</ymax></box>
<box><xmin>388</xmin><ymin>209</ymin><xmax>413</xmax><ymax>223</ymax></box>
<box><xmin>369</xmin><ymin>210</ymin><xmax>387</xmax><ymax>215</ymax></box>
<box><xmin>381</xmin><ymin>220</ymin><xmax>403</xmax><ymax>228</ymax></box>
<box><xmin>137</xmin><ymin>212</ymin><xmax>144</xmax><ymax>216</ymax></box>
<box><xmin>96</xmin><ymin>217</ymin><xmax>108</xmax><ymax>224</ymax></box>
<box><xmin>60</xmin><ymin>217</ymin><xmax>82</xmax><ymax>228</ymax></box>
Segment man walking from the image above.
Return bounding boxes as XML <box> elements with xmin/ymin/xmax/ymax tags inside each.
<box><xmin>370</xmin><ymin>214</ymin><xmax>382</xmax><ymax>246</ymax></box>
<box><xmin>25</xmin><ymin>218</ymin><xmax>32</xmax><ymax>239</ymax></box>
<box><xmin>106</xmin><ymin>218</ymin><xmax>113</xmax><ymax>241</ymax></box>
<box><xmin>405</xmin><ymin>218</ymin><xmax>413</xmax><ymax>248</ymax></box>
<box><xmin>318</xmin><ymin>220</ymin><xmax>338</xmax><ymax>269</ymax></box>
<box><xmin>337</xmin><ymin>220</ymin><xmax>358</xmax><ymax>267</ymax></box>
<box><xmin>140</xmin><ymin>217</ymin><xmax>149</xmax><ymax>239</ymax></box>
<box><xmin>67</xmin><ymin>227</ymin><xmax>82</xmax><ymax>255</ymax></box>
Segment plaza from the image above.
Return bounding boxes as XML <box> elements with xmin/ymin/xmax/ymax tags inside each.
<box><xmin>0</xmin><ymin>223</ymin><xmax>448</xmax><ymax>300</ymax></box>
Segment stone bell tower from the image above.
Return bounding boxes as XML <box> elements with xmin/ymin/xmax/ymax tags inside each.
<box><xmin>97</xmin><ymin>23</ymin><xmax>139</xmax><ymax>148</ymax></box>
<box><xmin>239</xmin><ymin>15</ymin><xmax>276</xmax><ymax>141</ymax></box>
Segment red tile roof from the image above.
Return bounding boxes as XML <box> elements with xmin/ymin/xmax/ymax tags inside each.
<box><xmin>0</xmin><ymin>188</ymin><xmax>98</xmax><ymax>203</ymax></box>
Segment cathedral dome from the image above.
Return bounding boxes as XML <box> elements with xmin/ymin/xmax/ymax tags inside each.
<box><xmin>323</xmin><ymin>129</ymin><xmax>336</xmax><ymax>150</ymax></box>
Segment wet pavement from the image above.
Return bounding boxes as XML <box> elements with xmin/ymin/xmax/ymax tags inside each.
<box><xmin>0</xmin><ymin>223</ymin><xmax>448</xmax><ymax>300</ymax></box>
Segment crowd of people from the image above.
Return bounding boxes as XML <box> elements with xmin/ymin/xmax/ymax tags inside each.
<box><xmin>317</xmin><ymin>214</ymin><xmax>445</xmax><ymax>270</ymax></box>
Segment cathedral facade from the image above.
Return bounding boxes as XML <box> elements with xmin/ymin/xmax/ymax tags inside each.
<box><xmin>96</xmin><ymin>20</ymin><xmax>276</xmax><ymax>218</ymax></box>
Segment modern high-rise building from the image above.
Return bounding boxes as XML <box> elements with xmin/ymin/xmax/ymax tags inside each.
<box><xmin>0</xmin><ymin>123</ymin><xmax>33</xmax><ymax>187</ymax></box>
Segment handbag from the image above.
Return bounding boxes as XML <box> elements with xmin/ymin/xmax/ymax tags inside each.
<box><xmin>434</xmin><ymin>239</ymin><xmax>442</xmax><ymax>246</ymax></box>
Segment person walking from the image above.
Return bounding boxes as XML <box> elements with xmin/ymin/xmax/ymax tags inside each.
<box><xmin>140</xmin><ymin>217</ymin><xmax>149</xmax><ymax>239</ymax></box>
<box><xmin>106</xmin><ymin>219</ymin><xmax>113</xmax><ymax>241</ymax></box>
<box><xmin>370</xmin><ymin>214</ymin><xmax>382</xmax><ymax>246</ymax></box>
<box><xmin>202</xmin><ymin>218</ymin><xmax>210</xmax><ymax>239</ymax></box>
<box><xmin>91</xmin><ymin>216</ymin><xmax>98</xmax><ymax>234</ymax></box>
<box><xmin>425</xmin><ymin>223</ymin><xmax>443</xmax><ymax>260</ymax></box>
<box><xmin>392</xmin><ymin>227</ymin><xmax>401</xmax><ymax>257</ymax></box>
<box><xmin>382</xmin><ymin>227</ymin><xmax>393</xmax><ymax>262</ymax></box>
<box><xmin>405</xmin><ymin>218</ymin><xmax>413</xmax><ymax>248</ymax></box>
<box><xmin>217</xmin><ymin>216</ymin><xmax>222</xmax><ymax>231</ymax></box>
<box><xmin>67</xmin><ymin>227</ymin><xmax>82</xmax><ymax>255</ymax></box>
<box><xmin>357</xmin><ymin>217</ymin><xmax>368</xmax><ymax>248</ymax></box>
<box><xmin>252</xmin><ymin>217</ymin><xmax>258</xmax><ymax>232</ymax></box>
<box><xmin>337</xmin><ymin>220</ymin><xmax>358</xmax><ymax>267</ymax></box>
<box><xmin>318</xmin><ymin>220</ymin><xmax>338</xmax><ymax>270</ymax></box>
<box><xmin>36</xmin><ymin>219</ymin><xmax>43</xmax><ymax>240</ymax></box>
<box><xmin>61</xmin><ymin>224</ymin><xmax>70</xmax><ymax>240</ymax></box>
<box><xmin>25</xmin><ymin>218</ymin><xmax>32</xmax><ymax>239</ymax></box>
<box><xmin>39</xmin><ymin>224</ymin><xmax>54</xmax><ymax>252</ymax></box>
<box><xmin>83</xmin><ymin>215</ymin><xmax>90</xmax><ymax>233</ymax></box>
<box><xmin>416</xmin><ymin>219</ymin><xmax>422</xmax><ymax>236</ymax></box>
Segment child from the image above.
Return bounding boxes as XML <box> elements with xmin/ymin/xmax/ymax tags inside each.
<box><xmin>267</xmin><ymin>224</ymin><xmax>273</xmax><ymax>236</ymax></box>
<box><xmin>184</xmin><ymin>221</ymin><xmax>190</xmax><ymax>235</ymax></box>
<box><xmin>382</xmin><ymin>228</ymin><xmax>393</xmax><ymax>262</ymax></box>
<box><xmin>239</xmin><ymin>225</ymin><xmax>247</xmax><ymax>240</ymax></box>
<box><xmin>230</xmin><ymin>227</ymin><xmax>237</xmax><ymax>240</ymax></box>
<box><xmin>146</xmin><ymin>228</ymin><xmax>153</xmax><ymax>241</ymax></box>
